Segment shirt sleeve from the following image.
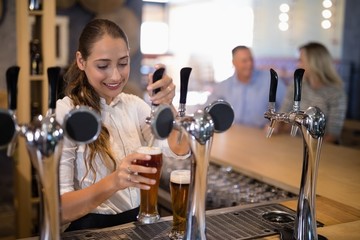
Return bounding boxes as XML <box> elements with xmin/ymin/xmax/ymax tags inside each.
<box><xmin>55</xmin><ymin>97</ymin><xmax>77</xmax><ymax>194</ymax></box>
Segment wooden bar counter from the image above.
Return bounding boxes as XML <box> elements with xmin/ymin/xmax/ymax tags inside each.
<box><xmin>211</xmin><ymin>124</ymin><xmax>360</xmax><ymax>239</ymax></box>
<box><xmin>20</xmin><ymin>124</ymin><xmax>360</xmax><ymax>239</ymax></box>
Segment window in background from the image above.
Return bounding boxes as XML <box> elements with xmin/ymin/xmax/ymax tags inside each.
<box><xmin>168</xmin><ymin>1</ymin><xmax>254</xmax><ymax>83</ymax></box>
<box><xmin>141</xmin><ymin>0</ymin><xmax>254</xmax><ymax>108</ymax></box>
<box><xmin>140</xmin><ymin>21</ymin><xmax>169</xmax><ymax>54</ymax></box>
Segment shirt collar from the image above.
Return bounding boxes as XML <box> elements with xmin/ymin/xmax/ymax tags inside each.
<box><xmin>100</xmin><ymin>94</ymin><xmax>123</xmax><ymax>108</ymax></box>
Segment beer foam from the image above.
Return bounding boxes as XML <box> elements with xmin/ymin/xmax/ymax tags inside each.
<box><xmin>170</xmin><ymin>170</ymin><xmax>191</xmax><ymax>184</ymax></box>
<box><xmin>137</xmin><ymin>146</ymin><xmax>162</xmax><ymax>155</ymax></box>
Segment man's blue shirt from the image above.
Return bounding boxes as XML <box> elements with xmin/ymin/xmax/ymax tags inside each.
<box><xmin>206</xmin><ymin>69</ymin><xmax>286</xmax><ymax>128</ymax></box>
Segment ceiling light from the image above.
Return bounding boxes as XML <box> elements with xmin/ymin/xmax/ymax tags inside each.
<box><xmin>279</xmin><ymin>22</ymin><xmax>289</xmax><ymax>31</ymax></box>
<box><xmin>322</xmin><ymin>0</ymin><xmax>332</xmax><ymax>8</ymax></box>
<box><xmin>322</xmin><ymin>9</ymin><xmax>332</xmax><ymax>19</ymax></box>
<box><xmin>321</xmin><ymin>20</ymin><xmax>331</xmax><ymax>29</ymax></box>
<box><xmin>279</xmin><ymin>3</ymin><xmax>290</xmax><ymax>13</ymax></box>
<box><xmin>279</xmin><ymin>13</ymin><xmax>289</xmax><ymax>22</ymax></box>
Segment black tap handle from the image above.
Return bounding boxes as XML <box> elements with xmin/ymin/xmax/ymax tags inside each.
<box><xmin>47</xmin><ymin>66</ymin><xmax>61</xmax><ymax>109</ymax></box>
<box><xmin>152</xmin><ymin>67</ymin><xmax>165</xmax><ymax>106</ymax></box>
<box><xmin>206</xmin><ymin>100</ymin><xmax>234</xmax><ymax>133</ymax></box>
<box><xmin>269</xmin><ymin>68</ymin><xmax>278</xmax><ymax>103</ymax></box>
<box><xmin>6</xmin><ymin>66</ymin><xmax>20</xmax><ymax>111</ymax></box>
<box><xmin>180</xmin><ymin>67</ymin><xmax>192</xmax><ymax>104</ymax></box>
<box><xmin>294</xmin><ymin>68</ymin><xmax>305</xmax><ymax>102</ymax></box>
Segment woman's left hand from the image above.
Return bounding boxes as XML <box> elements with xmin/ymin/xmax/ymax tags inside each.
<box><xmin>147</xmin><ymin>65</ymin><xmax>175</xmax><ymax>105</ymax></box>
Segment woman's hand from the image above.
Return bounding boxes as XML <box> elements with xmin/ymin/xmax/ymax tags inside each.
<box><xmin>147</xmin><ymin>65</ymin><xmax>176</xmax><ymax>105</ymax></box>
<box><xmin>60</xmin><ymin>152</ymin><xmax>157</xmax><ymax>224</ymax></box>
<box><xmin>146</xmin><ymin>64</ymin><xmax>190</xmax><ymax>155</ymax></box>
<box><xmin>113</xmin><ymin>152</ymin><xmax>157</xmax><ymax>190</ymax></box>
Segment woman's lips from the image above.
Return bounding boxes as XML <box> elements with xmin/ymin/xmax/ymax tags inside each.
<box><xmin>104</xmin><ymin>82</ymin><xmax>121</xmax><ymax>90</ymax></box>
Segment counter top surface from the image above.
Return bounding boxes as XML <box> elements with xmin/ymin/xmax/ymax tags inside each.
<box><xmin>211</xmin><ymin>124</ymin><xmax>360</xmax><ymax>210</ymax></box>
<box><xmin>264</xmin><ymin>220</ymin><xmax>360</xmax><ymax>240</ymax></box>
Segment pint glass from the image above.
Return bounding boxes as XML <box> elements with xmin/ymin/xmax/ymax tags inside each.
<box><xmin>136</xmin><ymin>146</ymin><xmax>163</xmax><ymax>224</ymax></box>
<box><xmin>169</xmin><ymin>169</ymin><xmax>190</xmax><ymax>239</ymax></box>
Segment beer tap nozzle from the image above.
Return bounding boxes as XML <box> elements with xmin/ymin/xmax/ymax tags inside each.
<box><xmin>290</xmin><ymin>68</ymin><xmax>304</xmax><ymax>136</ymax></box>
<box><xmin>265</xmin><ymin>68</ymin><xmax>278</xmax><ymax>138</ymax></box>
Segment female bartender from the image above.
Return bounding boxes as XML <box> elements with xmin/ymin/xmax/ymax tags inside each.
<box><xmin>56</xmin><ymin>19</ymin><xmax>189</xmax><ymax>231</ymax></box>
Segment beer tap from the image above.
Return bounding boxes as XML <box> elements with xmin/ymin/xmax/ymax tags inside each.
<box><xmin>183</xmin><ymin>100</ymin><xmax>234</xmax><ymax>240</ymax></box>
<box><xmin>0</xmin><ymin>66</ymin><xmax>20</xmax><ymax>156</ymax></box>
<box><xmin>264</xmin><ymin>68</ymin><xmax>326</xmax><ymax>240</ymax></box>
<box><xmin>21</xmin><ymin>66</ymin><xmax>63</xmax><ymax>240</ymax></box>
<box><xmin>148</xmin><ymin>95</ymin><xmax>234</xmax><ymax>239</ymax></box>
<box><xmin>20</xmin><ymin>67</ymin><xmax>102</xmax><ymax>240</ymax></box>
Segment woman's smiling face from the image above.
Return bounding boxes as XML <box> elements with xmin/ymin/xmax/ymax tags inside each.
<box><xmin>76</xmin><ymin>34</ymin><xmax>130</xmax><ymax>104</ymax></box>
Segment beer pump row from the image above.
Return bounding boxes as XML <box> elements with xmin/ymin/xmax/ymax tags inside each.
<box><xmin>149</xmin><ymin>67</ymin><xmax>327</xmax><ymax>240</ymax></box>
<box><xmin>1</xmin><ymin>65</ymin><xmax>326</xmax><ymax>240</ymax></box>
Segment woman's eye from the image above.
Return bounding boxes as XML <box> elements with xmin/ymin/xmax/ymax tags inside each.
<box><xmin>119</xmin><ymin>62</ymin><xmax>128</xmax><ymax>66</ymax></box>
<box><xmin>98</xmin><ymin>65</ymin><xmax>108</xmax><ymax>69</ymax></box>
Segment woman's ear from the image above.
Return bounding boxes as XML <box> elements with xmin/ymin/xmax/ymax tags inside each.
<box><xmin>76</xmin><ymin>51</ymin><xmax>85</xmax><ymax>70</ymax></box>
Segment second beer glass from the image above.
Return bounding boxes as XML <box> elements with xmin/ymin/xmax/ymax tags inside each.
<box><xmin>136</xmin><ymin>146</ymin><xmax>163</xmax><ymax>224</ymax></box>
<box><xmin>169</xmin><ymin>169</ymin><xmax>190</xmax><ymax>240</ymax></box>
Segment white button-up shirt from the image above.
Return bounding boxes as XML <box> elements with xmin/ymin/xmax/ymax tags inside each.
<box><xmin>56</xmin><ymin>93</ymin><xmax>184</xmax><ymax>214</ymax></box>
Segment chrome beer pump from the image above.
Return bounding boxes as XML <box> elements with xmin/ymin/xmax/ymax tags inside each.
<box><xmin>264</xmin><ymin>69</ymin><xmax>326</xmax><ymax>240</ymax></box>
<box><xmin>146</xmin><ymin>67</ymin><xmax>235</xmax><ymax>239</ymax></box>
<box><xmin>1</xmin><ymin>66</ymin><xmax>101</xmax><ymax>240</ymax></box>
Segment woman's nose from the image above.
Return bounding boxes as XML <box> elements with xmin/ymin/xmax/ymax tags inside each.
<box><xmin>111</xmin><ymin>67</ymin><xmax>121</xmax><ymax>80</ymax></box>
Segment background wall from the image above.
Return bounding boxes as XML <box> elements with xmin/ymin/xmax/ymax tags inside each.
<box><xmin>342</xmin><ymin>0</ymin><xmax>360</xmax><ymax>119</ymax></box>
<box><xmin>56</xmin><ymin>0</ymin><xmax>143</xmax><ymax>92</ymax></box>
<box><xmin>0</xmin><ymin>0</ymin><xmax>17</xmax><ymax>91</ymax></box>
<box><xmin>252</xmin><ymin>0</ymin><xmax>344</xmax><ymax>59</ymax></box>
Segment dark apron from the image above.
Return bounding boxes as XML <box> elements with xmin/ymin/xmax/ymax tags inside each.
<box><xmin>65</xmin><ymin>207</ymin><xmax>139</xmax><ymax>232</ymax></box>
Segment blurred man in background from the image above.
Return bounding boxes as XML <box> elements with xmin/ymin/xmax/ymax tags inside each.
<box><xmin>205</xmin><ymin>45</ymin><xmax>286</xmax><ymax>128</ymax></box>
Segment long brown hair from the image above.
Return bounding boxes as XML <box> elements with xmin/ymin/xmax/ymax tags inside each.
<box><xmin>299</xmin><ymin>42</ymin><xmax>343</xmax><ymax>86</ymax></box>
<box><xmin>64</xmin><ymin>19</ymin><xmax>129</xmax><ymax>181</ymax></box>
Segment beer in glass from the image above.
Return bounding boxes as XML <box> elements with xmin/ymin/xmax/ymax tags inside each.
<box><xmin>136</xmin><ymin>146</ymin><xmax>163</xmax><ymax>224</ymax></box>
<box><xmin>169</xmin><ymin>169</ymin><xmax>190</xmax><ymax>239</ymax></box>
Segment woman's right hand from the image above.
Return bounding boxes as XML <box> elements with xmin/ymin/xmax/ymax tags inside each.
<box><xmin>112</xmin><ymin>152</ymin><xmax>157</xmax><ymax>190</ymax></box>
<box><xmin>60</xmin><ymin>152</ymin><xmax>158</xmax><ymax>225</ymax></box>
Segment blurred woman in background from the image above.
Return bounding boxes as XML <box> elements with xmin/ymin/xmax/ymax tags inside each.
<box><xmin>278</xmin><ymin>42</ymin><xmax>347</xmax><ymax>143</ymax></box>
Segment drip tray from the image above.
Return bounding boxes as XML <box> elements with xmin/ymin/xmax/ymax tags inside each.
<box><xmin>62</xmin><ymin>204</ymin><xmax>321</xmax><ymax>240</ymax></box>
